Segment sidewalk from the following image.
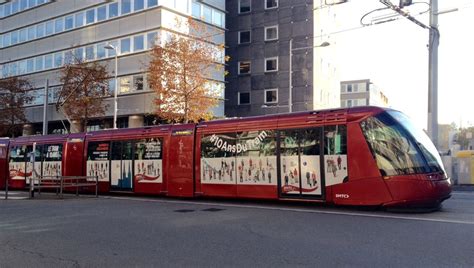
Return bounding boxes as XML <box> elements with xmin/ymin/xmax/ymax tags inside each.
<box><xmin>452</xmin><ymin>185</ymin><xmax>474</xmax><ymax>192</ymax></box>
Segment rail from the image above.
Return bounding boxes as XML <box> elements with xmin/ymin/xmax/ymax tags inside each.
<box><xmin>4</xmin><ymin>175</ymin><xmax>99</xmax><ymax>199</ymax></box>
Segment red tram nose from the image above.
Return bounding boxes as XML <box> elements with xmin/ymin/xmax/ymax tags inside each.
<box><xmin>384</xmin><ymin>174</ymin><xmax>452</xmax><ymax>208</ymax></box>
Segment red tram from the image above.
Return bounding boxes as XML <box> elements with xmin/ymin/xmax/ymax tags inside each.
<box><xmin>0</xmin><ymin>107</ymin><xmax>452</xmax><ymax>208</ymax></box>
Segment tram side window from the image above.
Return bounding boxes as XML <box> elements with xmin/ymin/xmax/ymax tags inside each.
<box><xmin>236</xmin><ymin>130</ymin><xmax>277</xmax><ymax>185</ymax></box>
<box><xmin>324</xmin><ymin>125</ymin><xmax>347</xmax><ymax>155</ymax></box>
<box><xmin>9</xmin><ymin>146</ymin><xmax>26</xmax><ymax>163</ymax></box>
<box><xmin>201</xmin><ymin>133</ymin><xmax>236</xmax><ymax>183</ymax></box>
<box><xmin>360</xmin><ymin>115</ymin><xmax>428</xmax><ymax>176</ymax></box>
<box><xmin>111</xmin><ymin>142</ymin><xmax>122</xmax><ymax>161</ymax></box>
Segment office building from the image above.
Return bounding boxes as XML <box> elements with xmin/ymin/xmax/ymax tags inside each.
<box><xmin>340</xmin><ymin>79</ymin><xmax>389</xmax><ymax>108</ymax></box>
<box><xmin>0</xmin><ymin>0</ymin><xmax>225</xmax><ymax>134</ymax></box>
<box><xmin>224</xmin><ymin>0</ymin><xmax>340</xmax><ymax>117</ymax></box>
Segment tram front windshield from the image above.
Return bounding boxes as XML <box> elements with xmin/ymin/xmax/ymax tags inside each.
<box><xmin>361</xmin><ymin>111</ymin><xmax>445</xmax><ymax>176</ymax></box>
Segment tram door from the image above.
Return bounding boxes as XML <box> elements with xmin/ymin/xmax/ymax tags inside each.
<box><xmin>110</xmin><ymin>141</ymin><xmax>133</xmax><ymax>191</ymax></box>
<box><xmin>279</xmin><ymin>127</ymin><xmax>324</xmax><ymax>198</ymax></box>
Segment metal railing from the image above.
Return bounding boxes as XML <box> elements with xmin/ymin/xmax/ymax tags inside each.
<box><xmin>4</xmin><ymin>175</ymin><xmax>99</xmax><ymax>199</ymax></box>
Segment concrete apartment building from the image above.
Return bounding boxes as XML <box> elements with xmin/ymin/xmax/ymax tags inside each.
<box><xmin>340</xmin><ymin>79</ymin><xmax>389</xmax><ymax>108</ymax></box>
<box><xmin>0</xmin><ymin>0</ymin><xmax>225</xmax><ymax>135</ymax></box>
<box><xmin>224</xmin><ymin>0</ymin><xmax>340</xmax><ymax>117</ymax></box>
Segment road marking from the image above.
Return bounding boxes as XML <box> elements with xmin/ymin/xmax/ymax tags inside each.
<box><xmin>103</xmin><ymin>196</ymin><xmax>474</xmax><ymax>226</ymax></box>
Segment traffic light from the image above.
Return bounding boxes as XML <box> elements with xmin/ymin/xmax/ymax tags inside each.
<box><xmin>399</xmin><ymin>0</ymin><xmax>413</xmax><ymax>8</ymax></box>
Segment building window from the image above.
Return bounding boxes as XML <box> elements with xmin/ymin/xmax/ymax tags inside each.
<box><xmin>147</xmin><ymin>32</ymin><xmax>158</xmax><ymax>49</ymax></box>
<box><xmin>265</xmin><ymin>0</ymin><xmax>278</xmax><ymax>9</ymax></box>
<box><xmin>347</xmin><ymin>84</ymin><xmax>352</xmax><ymax>92</ymax></box>
<box><xmin>265</xmin><ymin>57</ymin><xmax>278</xmax><ymax>72</ymax></box>
<box><xmin>121</xmin><ymin>38</ymin><xmax>131</xmax><ymax>54</ymax></box>
<box><xmin>238</xmin><ymin>92</ymin><xmax>251</xmax><ymax>105</ymax></box>
<box><xmin>264</xmin><ymin>89</ymin><xmax>278</xmax><ymax>103</ymax></box>
<box><xmin>27</xmin><ymin>26</ymin><xmax>35</xmax><ymax>40</ymax></box>
<box><xmin>54</xmin><ymin>53</ymin><xmax>63</xmax><ymax>68</ymax></box>
<box><xmin>134</xmin><ymin>35</ymin><xmax>144</xmax><ymax>52</ymax></box>
<box><xmin>35</xmin><ymin>56</ymin><xmax>44</xmax><ymax>71</ymax></box>
<box><xmin>203</xmin><ymin>5</ymin><xmax>212</xmax><ymax>23</ymax></box>
<box><xmin>133</xmin><ymin>75</ymin><xmax>144</xmax><ymax>91</ymax></box>
<box><xmin>19</xmin><ymin>29</ymin><xmax>27</xmax><ymax>43</ymax></box>
<box><xmin>341</xmin><ymin>84</ymin><xmax>346</xmax><ymax>93</ymax></box>
<box><xmin>353</xmin><ymin>83</ymin><xmax>358</xmax><ymax>92</ymax></box>
<box><xmin>74</xmin><ymin>47</ymin><xmax>84</xmax><ymax>61</ymax></box>
<box><xmin>238</xmin><ymin>61</ymin><xmax>251</xmax><ymax>75</ymax></box>
<box><xmin>109</xmin><ymin>2</ymin><xmax>118</xmax><ymax>18</ymax></box>
<box><xmin>121</xmin><ymin>0</ymin><xmax>132</xmax><ymax>14</ymax></box>
<box><xmin>107</xmin><ymin>41</ymin><xmax>118</xmax><ymax>57</ymax></box>
<box><xmin>86</xmin><ymin>9</ymin><xmax>95</xmax><ymax>24</ymax></box>
<box><xmin>86</xmin><ymin>46</ymin><xmax>95</xmax><ymax>61</ymax></box>
<box><xmin>148</xmin><ymin>0</ymin><xmax>158</xmax><ymax>8</ymax></box>
<box><xmin>134</xmin><ymin>0</ymin><xmax>144</xmax><ymax>11</ymax></box>
<box><xmin>97</xmin><ymin>5</ymin><xmax>107</xmax><ymax>21</ymax></box>
<box><xmin>26</xmin><ymin>59</ymin><xmax>34</xmax><ymax>73</ymax></box>
<box><xmin>75</xmin><ymin>12</ymin><xmax>84</xmax><ymax>27</ymax></box>
<box><xmin>192</xmin><ymin>1</ymin><xmax>201</xmax><ymax>17</ymax></box>
<box><xmin>65</xmin><ymin>15</ymin><xmax>74</xmax><ymax>30</ymax></box>
<box><xmin>44</xmin><ymin>54</ymin><xmax>53</xmax><ymax>69</ymax></box>
<box><xmin>264</xmin><ymin>25</ymin><xmax>278</xmax><ymax>41</ymax></box>
<box><xmin>120</xmin><ymin>77</ymin><xmax>131</xmax><ymax>94</ymax></box>
<box><xmin>347</xmin><ymin>99</ymin><xmax>352</xmax><ymax>107</ymax></box>
<box><xmin>239</xmin><ymin>0</ymin><xmax>251</xmax><ymax>13</ymax></box>
<box><xmin>45</xmin><ymin>20</ymin><xmax>54</xmax><ymax>35</ymax></box>
<box><xmin>97</xmin><ymin>43</ymin><xmax>106</xmax><ymax>59</ymax></box>
<box><xmin>238</xmin><ymin>30</ymin><xmax>251</xmax><ymax>44</ymax></box>
<box><xmin>36</xmin><ymin>23</ymin><xmax>45</xmax><ymax>38</ymax></box>
<box><xmin>55</xmin><ymin>18</ymin><xmax>64</xmax><ymax>33</ymax></box>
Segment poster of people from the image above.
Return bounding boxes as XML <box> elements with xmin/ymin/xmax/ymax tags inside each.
<box><xmin>42</xmin><ymin>162</ymin><xmax>62</xmax><ymax>177</ymax></box>
<box><xmin>87</xmin><ymin>142</ymin><xmax>110</xmax><ymax>182</ymax></box>
<box><xmin>201</xmin><ymin>157</ymin><xmax>236</xmax><ymax>184</ymax></box>
<box><xmin>324</xmin><ymin>154</ymin><xmax>348</xmax><ymax>186</ymax></box>
<box><xmin>280</xmin><ymin>155</ymin><xmax>300</xmax><ymax>194</ymax></box>
<box><xmin>236</xmin><ymin>156</ymin><xmax>277</xmax><ymax>186</ymax></box>
<box><xmin>25</xmin><ymin>162</ymin><xmax>42</xmax><ymax>184</ymax></box>
<box><xmin>9</xmin><ymin>162</ymin><xmax>26</xmax><ymax>180</ymax></box>
<box><xmin>134</xmin><ymin>139</ymin><xmax>162</xmax><ymax>184</ymax></box>
<box><xmin>300</xmin><ymin>155</ymin><xmax>321</xmax><ymax>195</ymax></box>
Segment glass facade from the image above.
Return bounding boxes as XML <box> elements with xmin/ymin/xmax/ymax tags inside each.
<box><xmin>0</xmin><ymin>0</ymin><xmax>225</xmax><ymax>49</ymax></box>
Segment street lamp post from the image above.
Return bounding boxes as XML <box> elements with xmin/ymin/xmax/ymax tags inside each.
<box><xmin>289</xmin><ymin>40</ymin><xmax>330</xmax><ymax>113</ymax></box>
<box><xmin>104</xmin><ymin>44</ymin><xmax>118</xmax><ymax>129</ymax></box>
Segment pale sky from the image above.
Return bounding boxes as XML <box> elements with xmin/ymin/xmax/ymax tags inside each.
<box><xmin>326</xmin><ymin>0</ymin><xmax>473</xmax><ymax>129</ymax></box>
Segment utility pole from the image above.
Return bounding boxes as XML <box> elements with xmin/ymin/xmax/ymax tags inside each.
<box><xmin>43</xmin><ymin>79</ymin><xmax>49</xmax><ymax>135</ymax></box>
<box><xmin>379</xmin><ymin>0</ymin><xmax>440</xmax><ymax>147</ymax></box>
<box><xmin>428</xmin><ymin>0</ymin><xmax>439</xmax><ymax>147</ymax></box>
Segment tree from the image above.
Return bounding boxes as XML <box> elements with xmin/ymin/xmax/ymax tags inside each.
<box><xmin>58</xmin><ymin>57</ymin><xmax>110</xmax><ymax>132</ymax></box>
<box><xmin>147</xmin><ymin>18</ymin><xmax>224</xmax><ymax>123</ymax></box>
<box><xmin>0</xmin><ymin>77</ymin><xmax>33</xmax><ymax>137</ymax></box>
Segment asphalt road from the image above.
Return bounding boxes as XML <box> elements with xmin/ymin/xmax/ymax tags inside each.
<box><xmin>0</xmin><ymin>192</ymin><xmax>473</xmax><ymax>267</ymax></box>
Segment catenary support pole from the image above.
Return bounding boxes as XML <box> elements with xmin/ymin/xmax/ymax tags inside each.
<box><xmin>43</xmin><ymin>79</ymin><xmax>49</xmax><ymax>135</ymax></box>
<box><xmin>428</xmin><ymin>0</ymin><xmax>439</xmax><ymax>148</ymax></box>
<box><xmin>289</xmin><ymin>39</ymin><xmax>293</xmax><ymax>113</ymax></box>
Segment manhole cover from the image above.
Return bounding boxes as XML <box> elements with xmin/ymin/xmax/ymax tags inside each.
<box><xmin>201</xmin><ymin>208</ymin><xmax>225</xmax><ymax>212</ymax></box>
<box><xmin>174</xmin><ymin>209</ymin><xmax>195</xmax><ymax>213</ymax></box>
